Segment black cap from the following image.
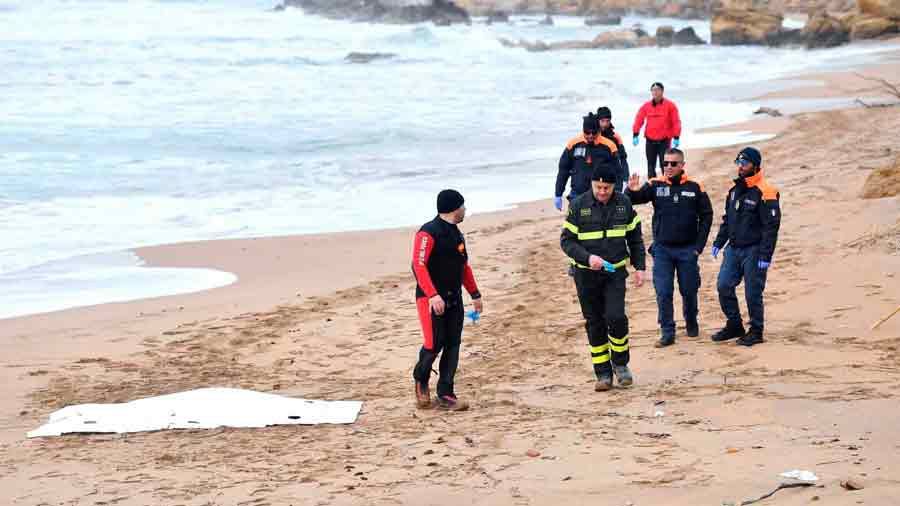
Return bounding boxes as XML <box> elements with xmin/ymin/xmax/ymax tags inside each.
<box><xmin>736</xmin><ymin>147</ymin><xmax>762</xmax><ymax>167</ymax></box>
<box><xmin>596</xmin><ymin>106</ymin><xmax>612</xmax><ymax>120</ymax></box>
<box><xmin>583</xmin><ymin>113</ymin><xmax>599</xmax><ymax>133</ymax></box>
<box><xmin>437</xmin><ymin>189</ymin><xmax>465</xmax><ymax>214</ymax></box>
<box><xmin>591</xmin><ymin>164</ymin><xmax>617</xmax><ymax>184</ymax></box>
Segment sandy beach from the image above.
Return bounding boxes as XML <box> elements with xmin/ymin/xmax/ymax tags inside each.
<box><xmin>2</xmin><ymin>51</ymin><xmax>900</xmax><ymax>505</ymax></box>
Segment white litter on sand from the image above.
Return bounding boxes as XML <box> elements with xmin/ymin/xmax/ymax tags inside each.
<box><xmin>780</xmin><ymin>470</ymin><xmax>819</xmax><ymax>482</ymax></box>
<box><xmin>27</xmin><ymin>387</ymin><xmax>363</xmax><ymax>438</ymax></box>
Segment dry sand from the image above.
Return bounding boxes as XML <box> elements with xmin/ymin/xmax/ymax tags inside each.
<box><xmin>1</xmin><ymin>60</ymin><xmax>900</xmax><ymax>506</ymax></box>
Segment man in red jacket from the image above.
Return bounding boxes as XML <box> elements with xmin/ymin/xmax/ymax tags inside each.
<box><xmin>411</xmin><ymin>189</ymin><xmax>483</xmax><ymax>411</ymax></box>
<box><xmin>632</xmin><ymin>82</ymin><xmax>682</xmax><ymax>179</ymax></box>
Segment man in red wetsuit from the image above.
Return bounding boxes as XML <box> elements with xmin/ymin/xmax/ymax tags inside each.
<box><xmin>411</xmin><ymin>189</ymin><xmax>483</xmax><ymax>411</ymax></box>
<box><xmin>632</xmin><ymin>82</ymin><xmax>682</xmax><ymax>179</ymax></box>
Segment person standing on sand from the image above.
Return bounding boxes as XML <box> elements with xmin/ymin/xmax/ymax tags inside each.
<box><xmin>596</xmin><ymin>106</ymin><xmax>630</xmax><ymax>193</ymax></box>
<box><xmin>626</xmin><ymin>148</ymin><xmax>713</xmax><ymax>348</ymax></box>
<box><xmin>710</xmin><ymin>147</ymin><xmax>781</xmax><ymax>347</ymax></box>
<box><xmin>554</xmin><ymin>112</ymin><xmax>619</xmax><ymax>212</ymax></box>
<box><xmin>561</xmin><ymin>165</ymin><xmax>645</xmax><ymax>391</ymax></box>
<box><xmin>411</xmin><ymin>189</ymin><xmax>483</xmax><ymax>411</ymax></box>
<box><xmin>632</xmin><ymin>82</ymin><xmax>682</xmax><ymax>179</ymax></box>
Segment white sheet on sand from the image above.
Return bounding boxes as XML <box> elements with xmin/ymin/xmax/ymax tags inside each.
<box><xmin>27</xmin><ymin>387</ymin><xmax>363</xmax><ymax>438</ymax></box>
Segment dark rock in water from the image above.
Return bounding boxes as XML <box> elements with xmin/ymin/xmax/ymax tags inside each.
<box><xmin>754</xmin><ymin>107</ymin><xmax>783</xmax><ymax>117</ymax></box>
<box><xmin>345</xmin><ymin>52</ymin><xmax>397</xmax><ymax>63</ymax></box>
<box><xmin>674</xmin><ymin>27</ymin><xmax>705</xmax><ymax>45</ymax></box>
<box><xmin>585</xmin><ymin>15</ymin><xmax>622</xmax><ymax>26</ymax></box>
<box><xmin>272</xmin><ymin>3</ymin><xmax>286</xmax><ymax>12</ymax></box>
<box><xmin>539</xmin><ymin>14</ymin><xmax>554</xmax><ymax>26</ymax></box>
<box><xmin>656</xmin><ymin>25</ymin><xmax>675</xmax><ymax>47</ymax></box>
<box><xmin>632</xmin><ymin>24</ymin><xmax>649</xmax><ymax>38</ymax></box>
<box><xmin>486</xmin><ymin>10</ymin><xmax>510</xmax><ymax>25</ymax></box>
<box><xmin>766</xmin><ymin>28</ymin><xmax>805</xmax><ymax>46</ymax></box>
<box><xmin>283</xmin><ymin>0</ymin><xmax>471</xmax><ymax>25</ymax></box>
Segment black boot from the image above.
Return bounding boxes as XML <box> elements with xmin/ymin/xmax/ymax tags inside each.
<box><xmin>737</xmin><ymin>327</ymin><xmax>764</xmax><ymax>346</ymax></box>
<box><xmin>685</xmin><ymin>320</ymin><xmax>699</xmax><ymax>338</ymax></box>
<box><xmin>711</xmin><ymin>321</ymin><xmax>745</xmax><ymax>342</ymax></box>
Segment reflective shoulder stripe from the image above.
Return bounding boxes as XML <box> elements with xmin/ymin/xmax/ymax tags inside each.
<box><xmin>563</xmin><ymin>221</ymin><xmax>579</xmax><ymax>233</ymax></box>
<box><xmin>626</xmin><ymin>214</ymin><xmax>641</xmax><ymax>230</ymax></box>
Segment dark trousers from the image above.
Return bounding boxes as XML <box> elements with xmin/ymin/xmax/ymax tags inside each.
<box><xmin>413</xmin><ymin>296</ymin><xmax>464</xmax><ymax>397</ymax></box>
<box><xmin>652</xmin><ymin>243</ymin><xmax>700</xmax><ymax>338</ymax></box>
<box><xmin>573</xmin><ymin>268</ymin><xmax>630</xmax><ymax>377</ymax></box>
<box><xmin>717</xmin><ymin>245</ymin><xmax>768</xmax><ymax>331</ymax></box>
<box><xmin>645</xmin><ymin>138</ymin><xmax>670</xmax><ymax>179</ymax></box>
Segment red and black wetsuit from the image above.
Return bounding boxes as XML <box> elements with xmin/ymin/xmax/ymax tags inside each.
<box><xmin>411</xmin><ymin>216</ymin><xmax>481</xmax><ymax>398</ymax></box>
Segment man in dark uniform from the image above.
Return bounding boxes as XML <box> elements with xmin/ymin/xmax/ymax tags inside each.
<box><xmin>561</xmin><ymin>165</ymin><xmax>646</xmax><ymax>391</ymax></box>
<box><xmin>626</xmin><ymin>148</ymin><xmax>713</xmax><ymax>347</ymax></box>
<box><xmin>596</xmin><ymin>106</ymin><xmax>629</xmax><ymax>193</ymax></box>
<box><xmin>554</xmin><ymin>112</ymin><xmax>619</xmax><ymax>211</ymax></box>
<box><xmin>711</xmin><ymin>147</ymin><xmax>781</xmax><ymax>347</ymax></box>
<box><xmin>411</xmin><ymin>189</ymin><xmax>483</xmax><ymax>411</ymax></box>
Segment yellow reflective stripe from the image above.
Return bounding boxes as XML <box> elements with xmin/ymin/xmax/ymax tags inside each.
<box><xmin>610</xmin><ymin>343</ymin><xmax>629</xmax><ymax>353</ymax></box>
<box><xmin>611</xmin><ymin>259</ymin><xmax>628</xmax><ymax>269</ymax></box>
<box><xmin>563</xmin><ymin>221</ymin><xmax>579</xmax><ymax>234</ymax></box>
<box><xmin>592</xmin><ymin>354</ymin><xmax>610</xmax><ymax>364</ymax></box>
<box><xmin>577</xmin><ymin>231</ymin><xmax>604</xmax><ymax>240</ymax></box>
<box><xmin>606</xmin><ymin>229</ymin><xmax>626</xmax><ymax>238</ymax></box>
<box><xmin>590</xmin><ymin>344</ymin><xmax>609</xmax><ymax>354</ymax></box>
<box><xmin>569</xmin><ymin>258</ymin><xmax>629</xmax><ymax>270</ymax></box>
<box><xmin>609</xmin><ymin>335</ymin><xmax>629</xmax><ymax>345</ymax></box>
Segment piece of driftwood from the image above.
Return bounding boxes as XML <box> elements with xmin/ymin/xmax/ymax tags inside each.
<box><xmin>740</xmin><ymin>482</ymin><xmax>815</xmax><ymax>505</ymax></box>
<box><xmin>871</xmin><ymin>304</ymin><xmax>900</xmax><ymax>330</ymax></box>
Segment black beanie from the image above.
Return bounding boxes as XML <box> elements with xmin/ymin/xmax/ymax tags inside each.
<box><xmin>591</xmin><ymin>164</ymin><xmax>617</xmax><ymax>184</ymax></box>
<box><xmin>596</xmin><ymin>106</ymin><xmax>612</xmax><ymax>120</ymax></box>
<box><xmin>736</xmin><ymin>147</ymin><xmax>762</xmax><ymax>168</ymax></box>
<box><xmin>582</xmin><ymin>113</ymin><xmax>599</xmax><ymax>133</ymax></box>
<box><xmin>437</xmin><ymin>189</ymin><xmax>465</xmax><ymax>214</ymax></box>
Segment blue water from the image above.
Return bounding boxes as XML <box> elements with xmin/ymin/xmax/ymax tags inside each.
<box><xmin>0</xmin><ymin>0</ymin><xmax>895</xmax><ymax>319</ymax></box>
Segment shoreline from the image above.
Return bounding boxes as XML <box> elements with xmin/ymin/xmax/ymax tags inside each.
<box><xmin>3</xmin><ymin>46</ymin><xmax>900</xmax><ymax>506</ymax></box>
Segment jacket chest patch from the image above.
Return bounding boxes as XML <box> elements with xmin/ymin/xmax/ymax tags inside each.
<box><xmin>744</xmin><ymin>199</ymin><xmax>758</xmax><ymax>207</ymax></box>
<box><xmin>656</xmin><ymin>186</ymin><xmax>671</xmax><ymax>197</ymax></box>
<box><xmin>574</xmin><ymin>147</ymin><xmax>587</xmax><ymax>158</ymax></box>
<box><xmin>580</xmin><ymin>208</ymin><xmax>592</xmax><ymax>217</ymax></box>
<box><xmin>614</xmin><ymin>206</ymin><xmax>627</xmax><ymax>221</ymax></box>
<box><xmin>681</xmin><ymin>191</ymin><xmax>695</xmax><ymax>197</ymax></box>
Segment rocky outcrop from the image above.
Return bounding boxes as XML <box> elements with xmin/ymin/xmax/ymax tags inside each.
<box><xmin>498</xmin><ymin>24</ymin><xmax>707</xmax><ymax>51</ymax></box>
<box><xmin>485</xmin><ymin>9</ymin><xmax>510</xmax><ymax>23</ymax></box>
<box><xmin>674</xmin><ymin>26</ymin><xmax>707</xmax><ymax>44</ymax></box>
<box><xmin>802</xmin><ymin>13</ymin><xmax>851</xmax><ymax>47</ymax></box>
<box><xmin>656</xmin><ymin>25</ymin><xmax>676</xmax><ymax>46</ymax></box>
<box><xmin>858</xmin><ymin>0</ymin><xmax>900</xmax><ymax>19</ymax></box>
<box><xmin>281</xmin><ymin>0</ymin><xmax>471</xmax><ymax>24</ymax></box>
<box><xmin>710</xmin><ymin>8</ymin><xmax>783</xmax><ymax>45</ymax></box>
<box><xmin>848</xmin><ymin>15</ymin><xmax>900</xmax><ymax>39</ymax></box>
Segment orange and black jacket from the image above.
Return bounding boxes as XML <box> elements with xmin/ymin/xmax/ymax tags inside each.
<box><xmin>561</xmin><ymin>191</ymin><xmax>646</xmax><ymax>271</ymax></box>
<box><xmin>626</xmin><ymin>172</ymin><xmax>713</xmax><ymax>254</ymax></box>
<box><xmin>555</xmin><ymin>134</ymin><xmax>618</xmax><ymax>199</ymax></box>
<box><xmin>602</xmin><ymin>128</ymin><xmax>630</xmax><ymax>187</ymax></box>
<box><xmin>713</xmin><ymin>171</ymin><xmax>781</xmax><ymax>262</ymax></box>
<box><xmin>412</xmin><ymin>216</ymin><xmax>480</xmax><ymax>301</ymax></box>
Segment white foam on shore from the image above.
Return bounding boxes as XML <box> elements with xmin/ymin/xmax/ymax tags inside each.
<box><xmin>0</xmin><ymin>251</ymin><xmax>236</xmax><ymax>320</ymax></box>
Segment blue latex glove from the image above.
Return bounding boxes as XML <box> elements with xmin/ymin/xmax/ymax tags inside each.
<box><xmin>554</xmin><ymin>196</ymin><xmax>563</xmax><ymax>211</ymax></box>
<box><xmin>672</xmin><ymin>138</ymin><xmax>680</xmax><ymax>148</ymax></box>
<box><xmin>602</xmin><ymin>260</ymin><xmax>616</xmax><ymax>273</ymax></box>
<box><xmin>711</xmin><ymin>246</ymin><xmax>720</xmax><ymax>259</ymax></box>
<box><xmin>757</xmin><ymin>260</ymin><xmax>770</xmax><ymax>270</ymax></box>
<box><xmin>466</xmin><ymin>310</ymin><xmax>481</xmax><ymax>323</ymax></box>
<box><xmin>632</xmin><ymin>136</ymin><xmax>639</xmax><ymax>147</ymax></box>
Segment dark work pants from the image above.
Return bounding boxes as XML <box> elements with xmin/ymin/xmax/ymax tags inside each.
<box><xmin>716</xmin><ymin>245</ymin><xmax>768</xmax><ymax>331</ymax></box>
<box><xmin>413</xmin><ymin>296</ymin><xmax>464</xmax><ymax>397</ymax></box>
<box><xmin>645</xmin><ymin>138</ymin><xmax>670</xmax><ymax>179</ymax></box>
<box><xmin>652</xmin><ymin>243</ymin><xmax>700</xmax><ymax>338</ymax></box>
<box><xmin>573</xmin><ymin>268</ymin><xmax>630</xmax><ymax>378</ymax></box>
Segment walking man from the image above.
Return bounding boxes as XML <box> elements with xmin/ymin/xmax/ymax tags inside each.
<box><xmin>412</xmin><ymin>189</ymin><xmax>484</xmax><ymax>410</ymax></box>
<box><xmin>561</xmin><ymin>165</ymin><xmax>646</xmax><ymax>391</ymax></box>
<box><xmin>632</xmin><ymin>82</ymin><xmax>682</xmax><ymax>179</ymax></box>
<box><xmin>711</xmin><ymin>147</ymin><xmax>781</xmax><ymax>347</ymax></box>
<box><xmin>626</xmin><ymin>148</ymin><xmax>713</xmax><ymax>347</ymax></box>
<box><xmin>555</xmin><ymin>112</ymin><xmax>619</xmax><ymax>211</ymax></box>
<box><xmin>597</xmin><ymin>106</ymin><xmax>630</xmax><ymax>192</ymax></box>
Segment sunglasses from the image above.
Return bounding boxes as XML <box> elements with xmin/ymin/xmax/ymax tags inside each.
<box><xmin>735</xmin><ymin>158</ymin><xmax>751</xmax><ymax>166</ymax></box>
<box><xmin>584</xmin><ymin>130</ymin><xmax>598</xmax><ymax>136</ymax></box>
<box><xmin>662</xmin><ymin>161</ymin><xmax>681</xmax><ymax>167</ymax></box>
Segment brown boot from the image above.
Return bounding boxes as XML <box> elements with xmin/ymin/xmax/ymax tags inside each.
<box><xmin>436</xmin><ymin>394</ymin><xmax>470</xmax><ymax>411</ymax></box>
<box><xmin>595</xmin><ymin>373</ymin><xmax>613</xmax><ymax>392</ymax></box>
<box><xmin>415</xmin><ymin>383</ymin><xmax>432</xmax><ymax>409</ymax></box>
